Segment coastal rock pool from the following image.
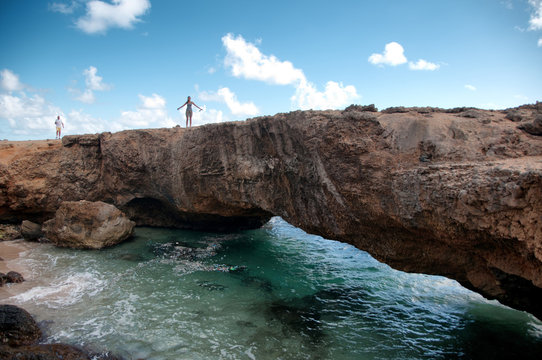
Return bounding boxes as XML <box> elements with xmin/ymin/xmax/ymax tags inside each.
<box><xmin>1</xmin><ymin>217</ymin><xmax>541</xmax><ymax>359</ymax></box>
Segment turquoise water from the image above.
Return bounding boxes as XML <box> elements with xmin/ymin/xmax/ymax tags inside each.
<box><xmin>2</xmin><ymin>217</ymin><xmax>542</xmax><ymax>359</ymax></box>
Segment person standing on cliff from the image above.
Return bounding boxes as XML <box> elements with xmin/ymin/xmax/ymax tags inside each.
<box><xmin>177</xmin><ymin>96</ymin><xmax>202</xmax><ymax>127</ymax></box>
<box><xmin>55</xmin><ymin>115</ymin><xmax>64</xmax><ymax>139</ymax></box>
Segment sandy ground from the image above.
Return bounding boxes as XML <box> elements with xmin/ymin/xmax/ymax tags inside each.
<box><xmin>0</xmin><ymin>139</ymin><xmax>61</xmax><ymax>166</ymax></box>
<box><xmin>0</xmin><ymin>240</ymin><xmax>38</xmax><ymax>300</ymax></box>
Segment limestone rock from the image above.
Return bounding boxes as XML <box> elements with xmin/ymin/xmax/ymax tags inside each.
<box><xmin>0</xmin><ymin>305</ymin><xmax>41</xmax><ymax>346</ymax></box>
<box><xmin>1</xmin><ymin>104</ymin><xmax>542</xmax><ymax>319</ymax></box>
<box><xmin>43</xmin><ymin>201</ymin><xmax>135</xmax><ymax>249</ymax></box>
<box><xmin>21</xmin><ymin>220</ymin><xmax>43</xmax><ymax>241</ymax></box>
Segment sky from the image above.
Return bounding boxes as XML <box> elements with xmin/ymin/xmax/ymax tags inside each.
<box><xmin>1</xmin><ymin>0</ymin><xmax>541</xmax><ymax>140</ymax></box>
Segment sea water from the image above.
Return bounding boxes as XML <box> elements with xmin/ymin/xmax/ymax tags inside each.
<box><xmin>1</xmin><ymin>217</ymin><xmax>541</xmax><ymax>359</ymax></box>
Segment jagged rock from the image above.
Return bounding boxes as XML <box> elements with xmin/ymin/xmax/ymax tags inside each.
<box><xmin>0</xmin><ymin>224</ymin><xmax>21</xmax><ymax>241</ymax></box>
<box><xmin>42</xmin><ymin>201</ymin><xmax>135</xmax><ymax>249</ymax></box>
<box><xmin>21</xmin><ymin>220</ymin><xmax>43</xmax><ymax>241</ymax></box>
<box><xmin>0</xmin><ymin>305</ymin><xmax>41</xmax><ymax>346</ymax></box>
<box><xmin>382</xmin><ymin>106</ymin><xmax>409</xmax><ymax>113</ymax></box>
<box><xmin>519</xmin><ymin>114</ymin><xmax>542</xmax><ymax>136</ymax></box>
<box><xmin>1</xmin><ymin>104</ymin><xmax>542</xmax><ymax>319</ymax></box>
<box><xmin>343</xmin><ymin>104</ymin><xmax>378</xmax><ymax>112</ymax></box>
<box><xmin>506</xmin><ymin>110</ymin><xmax>524</xmax><ymax>122</ymax></box>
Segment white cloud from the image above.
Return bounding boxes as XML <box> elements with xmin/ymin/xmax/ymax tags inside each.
<box><xmin>465</xmin><ymin>84</ymin><xmax>477</xmax><ymax>91</ymax></box>
<box><xmin>49</xmin><ymin>1</ymin><xmax>79</xmax><ymax>14</ymax></box>
<box><xmin>292</xmin><ymin>80</ymin><xmax>359</xmax><ymax>110</ymax></box>
<box><xmin>76</xmin><ymin>0</ymin><xmax>151</xmax><ymax>34</ymax></box>
<box><xmin>368</xmin><ymin>42</ymin><xmax>407</xmax><ymax>66</ymax></box>
<box><xmin>73</xmin><ymin>66</ymin><xmax>111</xmax><ymax>103</ymax></box>
<box><xmin>222</xmin><ymin>33</ymin><xmax>359</xmax><ymax>110</ymax></box>
<box><xmin>0</xmin><ymin>91</ymin><xmax>65</xmax><ymax>139</ymax></box>
<box><xmin>192</xmin><ymin>107</ymin><xmax>226</xmax><ymax>127</ymax></box>
<box><xmin>528</xmin><ymin>0</ymin><xmax>542</xmax><ymax>30</ymax></box>
<box><xmin>222</xmin><ymin>33</ymin><xmax>305</xmax><ymax>85</ymax></box>
<box><xmin>76</xmin><ymin>89</ymin><xmax>95</xmax><ymax>104</ymax></box>
<box><xmin>369</xmin><ymin>42</ymin><xmax>440</xmax><ymax>72</ymax></box>
<box><xmin>408</xmin><ymin>59</ymin><xmax>440</xmax><ymax>71</ymax></box>
<box><xmin>501</xmin><ymin>0</ymin><xmax>514</xmax><ymax>10</ymax></box>
<box><xmin>1</xmin><ymin>69</ymin><xmax>24</xmax><ymax>92</ymax></box>
<box><xmin>538</xmin><ymin>38</ymin><xmax>542</xmax><ymax>46</ymax></box>
<box><xmin>200</xmin><ymin>87</ymin><xmax>259</xmax><ymax>116</ymax></box>
<box><xmin>118</xmin><ymin>93</ymin><xmax>176</xmax><ymax>129</ymax></box>
<box><xmin>83</xmin><ymin>66</ymin><xmax>110</xmax><ymax>91</ymax></box>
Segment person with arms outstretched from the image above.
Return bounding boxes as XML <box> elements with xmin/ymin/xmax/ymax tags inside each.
<box><xmin>177</xmin><ymin>96</ymin><xmax>202</xmax><ymax>127</ymax></box>
<box><xmin>55</xmin><ymin>115</ymin><xmax>64</xmax><ymax>139</ymax></box>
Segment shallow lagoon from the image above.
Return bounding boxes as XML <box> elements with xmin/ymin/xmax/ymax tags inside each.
<box><xmin>2</xmin><ymin>217</ymin><xmax>542</xmax><ymax>359</ymax></box>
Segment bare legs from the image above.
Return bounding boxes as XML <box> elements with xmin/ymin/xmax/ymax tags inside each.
<box><xmin>186</xmin><ymin>112</ymin><xmax>192</xmax><ymax>127</ymax></box>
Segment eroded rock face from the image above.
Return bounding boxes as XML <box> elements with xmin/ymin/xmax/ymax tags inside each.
<box><xmin>42</xmin><ymin>201</ymin><xmax>135</xmax><ymax>249</ymax></box>
<box><xmin>0</xmin><ymin>104</ymin><xmax>541</xmax><ymax>318</ymax></box>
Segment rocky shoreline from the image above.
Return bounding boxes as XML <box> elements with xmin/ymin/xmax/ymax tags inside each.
<box><xmin>1</xmin><ymin>103</ymin><xmax>541</xmax><ymax>322</ymax></box>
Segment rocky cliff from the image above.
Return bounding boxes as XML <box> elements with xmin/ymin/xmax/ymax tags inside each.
<box><xmin>1</xmin><ymin>104</ymin><xmax>541</xmax><ymax>319</ymax></box>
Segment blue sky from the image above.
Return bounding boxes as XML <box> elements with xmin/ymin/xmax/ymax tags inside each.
<box><xmin>1</xmin><ymin>0</ymin><xmax>541</xmax><ymax>140</ymax></box>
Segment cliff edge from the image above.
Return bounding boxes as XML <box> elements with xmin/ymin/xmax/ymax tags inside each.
<box><xmin>1</xmin><ymin>104</ymin><xmax>541</xmax><ymax>319</ymax></box>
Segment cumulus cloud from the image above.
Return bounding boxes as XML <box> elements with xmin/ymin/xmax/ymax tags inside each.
<box><xmin>72</xmin><ymin>66</ymin><xmax>111</xmax><ymax>103</ymax></box>
<box><xmin>200</xmin><ymin>87</ymin><xmax>259</xmax><ymax>116</ymax></box>
<box><xmin>118</xmin><ymin>93</ymin><xmax>176</xmax><ymax>130</ymax></box>
<box><xmin>76</xmin><ymin>0</ymin><xmax>151</xmax><ymax>34</ymax></box>
<box><xmin>222</xmin><ymin>33</ymin><xmax>305</xmax><ymax>85</ymax></box>
<box><xmin>408</xmin><ymin>59</ymin><xmax>440</xmax><ymax>71</ymax></box>
<box><xmin>222</xmin><ymin>33</ymin><xmax>359</xmax><ymax>110</ymax></box>
<box><xmin>0</xmin><ymin>91</ymin><xmax>64</xmax><ymax>139</ymax></box>
<box><xmin>539</xmin><ymin>38</ymin><xmax>542</xmax><ymax>46</ymax></box>
<box><xmin>369</xmin><ymin>42</ymin><xmax>440</xmax><ymax>71</ymax></box>
<box><xmin>293</xmin><ymin>80</ymin><xmax>359</xmax><ymax>111</ymax></box>
<box><xmin>1</xmin><ymin>69</ymin><xmax>24</xmax><ymax>92</ymax></box>
<box><xmin>368</xmin><ymin>42</ymin><xmax>408</xmax><ymax>66</ymax></box>
<box><xmin>529</xmin><ymin>0</ymin><xmax>542</xmax><ymax>30</ymax></box>
<box><xmin>465</xmin><ymin>84</ymin><xmax>477</xmax><ymax>91</ymax></box>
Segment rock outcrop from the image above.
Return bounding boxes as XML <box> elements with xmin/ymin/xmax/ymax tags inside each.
<box><xmin>0</xmin><ymin>304</ymin><xmax>120</xmax><ymax>359</ymax></box>
<box><xmin>0</xmin><ymin>304</ymin><xmax>41</xmax><ymax>346</ymax></box>
<box><xmin>0</xmin><ymin>104</ymin><xmax>541</xmax><ymax>318</ymax></box>
<box><xmin>42</xmin><ymin>201</ymin><xmax>135</xmax><ymax>249</ymax></box>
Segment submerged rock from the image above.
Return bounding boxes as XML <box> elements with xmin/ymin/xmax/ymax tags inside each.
<box><xmin>42</xmin><ymin>201</ymin><xmax>135</xmax><ymax>249</ymax></box>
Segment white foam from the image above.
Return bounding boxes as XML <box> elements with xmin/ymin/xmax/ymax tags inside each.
<box><xmin>9</xmin><ymin>271</ymin><xmax>106</xmax><ymax>308</ymax></box>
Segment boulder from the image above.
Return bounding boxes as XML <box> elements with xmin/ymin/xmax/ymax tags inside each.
<box><xmin>21</xmin><ymin>220</ymin><xmax>43</xmax><ymax>241</ymax></box>
<box><xmin>43</xmin><ymin>201</ymin><xmax>135</xmax><ymax>249</ymax></box>
<box><xmin>0</xmin><ymin>305</ymin><xmax>41</xmax><ymax>347</ymax></box>
<box><xmin>6</xmin><ymin>271</ymin><xmax>24</xmax><ymax>283</ymax></box>
<box><xmin>519</xmin><ymin>114</ymin><xmax>542</xmax><ymax>136</ymax></box>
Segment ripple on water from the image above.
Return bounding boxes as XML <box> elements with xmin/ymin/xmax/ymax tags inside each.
<box><xmin>1</xmin><ymin>219</ymin><xmax>541</xmax><ymax>360</ymax></box>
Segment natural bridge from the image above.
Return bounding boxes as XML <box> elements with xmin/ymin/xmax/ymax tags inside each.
<box><xmin>1</xmin><ymin>105</ymin><xmax>541</xmax><ymax>319</ymax></box>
